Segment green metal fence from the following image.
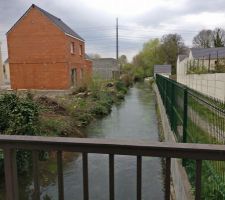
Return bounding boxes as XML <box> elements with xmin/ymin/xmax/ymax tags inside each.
<box><xmin>155</xmin><ymin>74</ymin><xmax>225</xmax><ymax>199</ymax></box>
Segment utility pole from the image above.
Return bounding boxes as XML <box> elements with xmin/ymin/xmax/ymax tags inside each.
<box><xmin>116</xmin><ymin>17</ymin><xmax>119</xmax><ymax>60</ymax></box>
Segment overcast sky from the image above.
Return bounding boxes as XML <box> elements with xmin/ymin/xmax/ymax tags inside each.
<box><xmin>1</xmin><ymin>0</ymin><xmax>225</xmax><ymax>61</ymax></box>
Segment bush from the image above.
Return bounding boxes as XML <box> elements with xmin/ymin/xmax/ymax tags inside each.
<box><xmin>120</xmin><ymin>74</ymin><xmax>133</xmax><ymax>87</ymax></box>
<box><xmin>0</xmin><ymin>93</ymin><xmax>39</xmax><ymax>135</ymax></box>
<box><xmin>0</xmin><ymin>93</ymin><xmax>40</xmax><ymax>174</ymax></box>
<box><xmin>116</xmin><ymin>92</ymin><xmax>125</xmax><ymax>100</ymax></box>
<box><xmin>133</xmin><ymin>67</ymin><xmax>145</xmax><ymax>81</ymax></box>
<box><xmin>90</xmin><ymin>103</ymin><xmax>110</xmax><ymax>116</ymax></box>
<box><xmin>115</xmin><ymin>80</ymin><xmax>128</xmax><ymax>94</ymax></box>
<box><xmin>73</xmin><ymin>112</ymin><xmax>93</xmax><ymax>126</ymax></box>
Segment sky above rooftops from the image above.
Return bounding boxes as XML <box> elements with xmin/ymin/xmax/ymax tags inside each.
<box><xmin>1</xmin><ymin>0</ymin><xmax>225</xmax><ymax>61</ymax></box>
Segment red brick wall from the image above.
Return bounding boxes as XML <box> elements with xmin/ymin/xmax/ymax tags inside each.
<box><xmin>64</xmin><ymin>35</ymin><xmax>93</xmax><ymax>87</ymax></box>
<box><xmin>7</xmin><ymin>6</ymin><xmax>92</xmax><ymax>90</ymax></box>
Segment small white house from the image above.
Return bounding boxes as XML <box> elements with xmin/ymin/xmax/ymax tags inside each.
<box><xmin>177</xmin><ymin>47</ymin><xmax>225</xmax><ymax>75</ymax></box>
<box><xmin>176</xmin><ymin>47</ymin><xmax>225</xmax><ymax>101</ymax></box>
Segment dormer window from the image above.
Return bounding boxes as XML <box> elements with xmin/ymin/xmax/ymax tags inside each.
<box><xmin>70</xmin><ymin>42</ymin><xmax>75</xmax><ymax>54</ymax></box>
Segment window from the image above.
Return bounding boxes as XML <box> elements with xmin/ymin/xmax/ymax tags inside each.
<box><xmin>79</xmin><ymin>45</ymin><xmax>83</xmax><ymax>56</ymax></box>
<box><xmin>70</xmin><ymin>42</ymin><xmax>75</xmax><ymax>54</ymax></box>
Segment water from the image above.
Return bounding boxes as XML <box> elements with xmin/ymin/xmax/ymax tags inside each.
<box><xmin>41</xmin><ymin>82</ymin><xmax>164</xmax><ymax>199</ymax></box>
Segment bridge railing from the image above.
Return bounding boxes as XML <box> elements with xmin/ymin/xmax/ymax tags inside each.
<box><xmin>1</xmin><ymin>135</ymin><xmax>225</xmax><ymax>200</ymax></box>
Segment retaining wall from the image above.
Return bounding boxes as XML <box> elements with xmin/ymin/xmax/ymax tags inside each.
<box><xmin>153</xmin><ymin>83</ymin><xmax>193</xmax><ymax>200</ymax></box>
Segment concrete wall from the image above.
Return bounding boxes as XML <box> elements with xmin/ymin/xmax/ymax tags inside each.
<box><xmin>153</xmin><ymin>83</ymin><xmax>193</xmax><ymax>200</ymax></box>
<box><xmin>177</xmin><ymin>73</ymin><xmax>225</xmax><ymax>101</ymax></box>
<box><xmin>2</xmin><ymin>61</ymin><xmax>10</xmax><ymax>84</ymax></box>
<box><xmin>92</xmin><ymin>58</ymin><xmax>119</xmax><ymax>80</ymax></box>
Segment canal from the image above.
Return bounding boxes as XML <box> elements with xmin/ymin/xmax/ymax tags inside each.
<box><xmin>41</xmin><ymin>82</ymin><xmax>164</xmax><ymax>199</ymax></box>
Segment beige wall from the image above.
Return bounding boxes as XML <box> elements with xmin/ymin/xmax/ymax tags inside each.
<box><xmin>177</xmin><ymin>73</ymin><xmax>225</xmax><ymax>101</ymax></box>
<box><xmin>3</xmin><ymin>61</ymin><xmax>10</xmax><ymax>84</ymax></box>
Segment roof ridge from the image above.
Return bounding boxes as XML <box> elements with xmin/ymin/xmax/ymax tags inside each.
<box><xmin>32</xmin><ymin>4</ymin><xmax>61</xmax><ymax>22</ymax></box>
<box><xmin>33</xmin><ymin>4</ymin><xmax>84</xmax><ymax>41</ymax></box>
<box><xmin>7</xmin><ymin>4</ymin><xmax>84</xmax><ymax>41</ymax></box>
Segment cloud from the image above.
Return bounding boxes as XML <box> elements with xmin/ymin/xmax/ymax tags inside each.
<box><xmin>1</xmin><ymin>0</ymin><xmax>225</xmax><ymax>61</ymax></box>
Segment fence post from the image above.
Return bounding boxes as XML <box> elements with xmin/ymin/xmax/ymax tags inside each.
<box><xmin>4</xmin><ymin>148</ymin><xmax>18</xmax><ymax>200</ymax></box>
<box><xmin>170</xmin><ymin>82</ymin><xmax>175</xmax><ymax>132</ymax></box>
<box><xmin>182</xmin><ymin>87</ymin><xmax>188</xmax><ymax>166</ymax></box>
<box><xmin>183</xmin><ymin>87</ymin><xmax>188</xmax><ymax>143</ymax></box>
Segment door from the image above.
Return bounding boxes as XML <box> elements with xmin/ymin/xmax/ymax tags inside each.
<box><xmin>71</xmin><ymin>68</ymin><xmax>77</xmax><ymax>87</ymax></box>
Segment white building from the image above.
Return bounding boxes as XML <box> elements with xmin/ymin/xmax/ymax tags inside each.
<box><xmin>177</xmin><ymin>47</ymin><xmax>225</xmax><ymax>101</ymax></box>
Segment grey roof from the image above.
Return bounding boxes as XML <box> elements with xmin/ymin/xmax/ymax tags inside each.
<box><xmin>7</xmin><ymin>4</ymin><xmax>84</xmax><ymax>41</ymax></box>
<box><xmin>85</xmin><ymin>54</ymin><xmax>92</xmax><ymax>60</ymax></box>
<box><xmin>92</xmin><ymin>58</ymin><xmax>118</xmax><ymax>61</ymax></box>
<box><xmin>154</xmin><ymin>65</ymin><xmax>171</xmax><ymax>74</ymax></box>
<box><xmin>190</xmin><ymin>47</ymin><xmax>225</xmax><ymax>59</ymax></box>
<box><xmin>178</xmin><ymin>54</ymin><xmax>188</xmax><ymax>62</ymax></box>
<box><xmin>4</xmin><ymin>58</ymin><xmax>8</xmax><ymax>64</ymax></box>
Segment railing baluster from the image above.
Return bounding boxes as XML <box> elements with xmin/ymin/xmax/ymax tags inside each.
<box><xmin>137</xmin><ymin>155</ymin><xmax>142</xmax><ymax>200</ymax></box>
<box><xmin>57</xmin><ymin>151</ymin><xmax>64</xmax><ymax>200</ymax></box>
<box><xmin>82</xmin><ymin>152</ymin><xmax>89</xmax><ymax>200</ymax></box>
<box><xmin>109</xmin><ymin>154</ymin><xmax>115</xmax><ymax>200</ymax></box>
<box><xmin>165</xmin><ymin>157</ymin><xmax>171</xmax><ymax>200</ymax></box>
<box><xmin>32</xmin><ymin>150</ymin><xmax>40</xmax><ymax>200</ymax></box>
<box><xmin>4</xmin><ymin>148</ymin><xmax>18</xmax><ymax>200</ymax></box>
<box><xmin>195</xmin><ymin>160</ymin><xmax>202</xmax><ymax>200</ymax></box>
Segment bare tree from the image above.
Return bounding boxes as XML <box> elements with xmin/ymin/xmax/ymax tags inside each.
<box><xmin>212</xmin><ymin>28</ymin><xmax>225</xmax><ymax>47</ymax></box>
<box><xmin>192</xmin><ymin>30</ymin><xmax>213</xmax><ymax>48</ymax></box>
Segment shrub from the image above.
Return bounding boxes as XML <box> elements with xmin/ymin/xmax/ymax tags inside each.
<box><xmin>90</xmin><ymin>103</ymin><xmax>109</xmax><ymax>116</ymax></box>
<box><xmin>115</xmin><ymin>80</ymin><xmax>128</xmax><ymax>94</ymax></box>
<box><xmin>0</xmin><ymin>93</ymin><xmax>39</xmax><ymax>135</ymax></box>
<box><xmin>120</xmin><ymin>74</ymin><xmax>133</xmax><ymax>87</ymax></box>
<box><xmin>0</xmin><ymin>93</ymin><xmax>40</xmax><ymax>174</ymax></box>
<box><xmin>116</xmin><ymin>92</ymin><xmax>125</xmax><ymax>100</ymax></box>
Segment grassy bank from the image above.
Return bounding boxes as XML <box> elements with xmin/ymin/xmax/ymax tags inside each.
<box><xmin>0</xmin><ymin>77</ymin><xmax>132</xmax><ymax>175</ymax></box>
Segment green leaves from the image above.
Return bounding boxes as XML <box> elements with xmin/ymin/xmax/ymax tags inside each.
<box><xmin>0</xmin><ymin>93</ymin><xmax>39</xmax><ymax>135</ymax></box>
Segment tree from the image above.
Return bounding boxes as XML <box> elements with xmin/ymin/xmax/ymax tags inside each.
<box><xmin>160</xmin><ymin>34</ymin><xmax>187</xmax><ymax>74</ymax></box>
<box><xmin>118</xmin><ymin>55</ymin><xmax>128</xmax><ymax>67</ymax></box>
<box><xmin>132</xmin><ymin>39</ymin><xmax>165</xmax><ymax>77</ymax></box>
<box><xmin>192</xmin><ymin>30</ymin><xmax>213</xmax><ymax>48</ymax></box>
<box><xmin>212</xmin><ymin>28</ymin><xmax>225</xmax><ymax>47</ymax></box>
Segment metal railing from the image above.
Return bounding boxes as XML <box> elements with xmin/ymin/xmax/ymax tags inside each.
<box><xmin>155</xmin><ymin>74</ymin><xmax>225</xmax><ymax>198</ymax></box>
<box><xmin>0</xmin><ymin>135</ymin><xmax>225</xmax><ymax>200</ymax></box>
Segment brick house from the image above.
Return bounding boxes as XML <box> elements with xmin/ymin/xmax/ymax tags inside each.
<box><xmin>7</xmin><ymin>4</ymin><xmax>92</xmax><ymax>90</ymax></box>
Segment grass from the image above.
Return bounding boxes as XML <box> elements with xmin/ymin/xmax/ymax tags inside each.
<box><xmin>185</xmin><ymin>119</ymin><xmax>225</xmax><ymax>199</ymax></box>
